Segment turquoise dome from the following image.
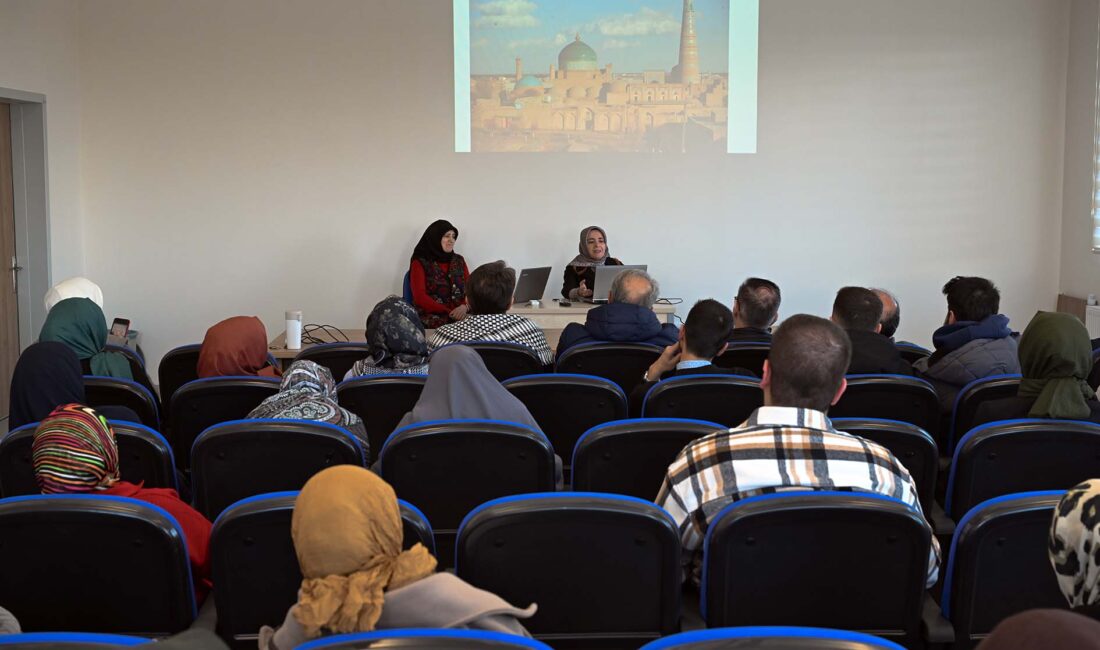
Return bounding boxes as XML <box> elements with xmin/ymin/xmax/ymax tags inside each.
<box><xmin>516</xmin><ymin>75</ymin><xmax>542</xmax><ymax>88</ymax></box>
<box><xmin>558</xmin><ymin>36</ymin><xmax>597</xmax><ymax>71</ymax></box>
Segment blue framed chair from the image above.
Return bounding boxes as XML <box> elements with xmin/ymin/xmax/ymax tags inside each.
<box><xmin>829</xmin><ymin>375</ymin><xmax>940</xmax><ymax>438</ymax></box>
<box><xmin>0</xmin><ymin>633</ymin><xmax>151</xmax><ymax>647</ymax></box>
<box><xmin>556</xmin><ymin>342</ymin><xmax>663</xmax><ymax>394</ymax></box>
<box><xmin>702</xmin><ymin>492</ymin><xmax>940</xmax><ymax>648</ymax></box>
<box><xmin>455</xmin><ymin>493</ymin><xmax>681</xmax><ymax>648</ymax></box>
<box><xmin>830</xmin><ymin>418</ymin><xmax>938</xmax><ymax>514</ymax></box>
<box><xmin>157</xmin><ymin>344</ymin><xmax>202</xmax><ymax>420</ymax></box>
<box><xmin>294</xmin><ymin>343</ymin><xmax>373</xmax><ymax>383</ymax></box>
<box><xmin>105</xmin><ymin>344</ymin><xmax>146</xmax><ymax>368</ymax></box>
<box><xmin>948</xmin><ymin>374</ymin><xmax>1022</xmax><ymax>452</ymax></box>
<box><xmin>945</xmin><ymin>419</ymin><xmax>1100</xmax><ymax>519</ymax></box>
<box><xmin>295</xmin><ymin>630</ymin><xmax>554</xmax><ymax>649</ymax></box>
<box><xmin>941</xmin><ymin>491</ymin><xmax>1065</xmax><ymax>648</ymax></box>
<box><xmin>641</xmin><ymin>375</ymin><xmax>763</xmax><ymax>428</ymax></box>
<box><xmin>191</xmin><ymin>419</ymin><xmax>365</xmax><ymax>520</ymax></box>
<box><xmin>336</xmin><ymin>374</ymin><xmax>427</xmax><ymax>462</ymax></box>
<box><xmin>168</xmin><ymin>376</ymin><xmax>280</xmax><ymax>469</ymax></box>
<box><xmin>83</xmin><ymin>376</ymin><xmax>160</xmax><ymax>429</ymax></box>
<box><xmin>379</xmin><ymin>420</ymin><xmax>556</xmax><ymax>567</ymax></box>
<box><xmin>459</xmin><ymin>342</ymin><xmax>544</xmax><ymax>381</ymax></box>
<box><xmin>0</xmin><ymin>495</ymin><xmax>196</xmax><ymax>635</ymax></box>
<box><xmin>639</xmin><ymin>627</ymin><xmax>907</xmax><ymax>650</ymax></box>
<box><xmin>713</xmin><ymin>342</ymin><xmax>769</xmax><ymax>376</ymax></box>
<box><xmin>571</xmin><ymin>418</ymin><xmax>724</xmax><ymax>500</ymax></box>
<box><xmin>895</xmin><ymin>343</ymin><xmax>932</xmax><ymax>365</ymax></box>
<box><xmin>0</xmin><ymin>420</ymin><xmax>177</xmax><ymax>497</ymax></box>
<box><xmin>402</xmin><ymin>271</ymin><xmax>413</xmax><ymax>304</ymax></box>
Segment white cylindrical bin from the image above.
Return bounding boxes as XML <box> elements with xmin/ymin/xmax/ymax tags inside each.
<box><xmin>286</xmin><ymin>310</ymin><xmax>303</xmax><ymax>350</ymax></box>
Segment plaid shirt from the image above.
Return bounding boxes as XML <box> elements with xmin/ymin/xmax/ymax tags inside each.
<box><xmin>656</xmin><ymin>406</ymin><xmax>940</xmax><ymax>586</ymax></box>
<box><xmin>429</xmin><ymin>313</ymin><xmax>553</xmax><ymax>365</ymax></box>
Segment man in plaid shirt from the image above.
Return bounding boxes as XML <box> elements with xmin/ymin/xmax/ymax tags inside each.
<box><xmin>656</xmin><ymin>314</ymin><xmax>940</xmax><ymax>586</ymax></box>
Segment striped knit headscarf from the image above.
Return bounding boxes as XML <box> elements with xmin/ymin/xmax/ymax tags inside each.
<box><xmin>31</xmin><ymin>403</ymin><xmax>120</xmax><ymax>494</ymax></box>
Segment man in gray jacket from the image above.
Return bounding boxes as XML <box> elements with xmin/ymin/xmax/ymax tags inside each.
<box><xmin>914</xmin><ymin>276</ymin><xmax>1020</xmax><ymax>411</ymax></box>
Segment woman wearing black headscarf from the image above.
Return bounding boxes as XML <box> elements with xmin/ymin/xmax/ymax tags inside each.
<box><xmin>409</xmin><ymin>220</ymin><xmax>470</xmax><ymax>329</ymax></box>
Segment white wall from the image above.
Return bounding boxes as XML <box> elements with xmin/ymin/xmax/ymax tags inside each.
<box><xmin>1060</xmin><ymin>0</ymin><xmax>1100</xmax><ymax>300</ymax></box>
<box><xmin>68</xmin><ymin>0</ymin><xmax>1070</xmax><ymax>371</ymax></box>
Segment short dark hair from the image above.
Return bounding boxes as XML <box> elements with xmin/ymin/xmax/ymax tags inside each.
<box><xmin>467</xmin><ymin>261</ymin><xmax>516</xmax><ymax>315</ymax></box>
<box><xmin>872</xmin><ymin>289</ymin><xmax>900</xmax><ymax>338</ymax></box>
<box><xmin>683</xmin><ymin>299</ymin><xmax>733</xmax><ymax>359</ymax></box>
<box><xmin>943</xmin><ymin>276</ymin><xmax>1000</xmax><ymax>322</ymax></box>
<box><xmin>832</xmin><ymin>287</ymin><xmax>883</xmax><ymax>332</ymax></box>
<box><xmin>735</xmin><ymin>278</ymin><xmax>781</xmax><ymax>329</ymax></box>
<box><xmin>768</xmin><ymin>314</ymin><xmax>851</xmax><ymax>412</ymax></box>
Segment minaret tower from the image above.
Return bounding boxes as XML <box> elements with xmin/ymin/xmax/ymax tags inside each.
<box><xmin>676</xmin><ymin>0</ymin><xmax>701</xmax><ymax>84</ymax></box>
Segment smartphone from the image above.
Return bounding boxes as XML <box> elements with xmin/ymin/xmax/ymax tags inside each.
<box><xmin>110</xmin><ymin>318</ymin><xmax>130</xmax><ymax>338</ymax></box>
<box><xmin>559</xmin><ymin>301</ymin><xmax>572</xmax><ymax>307</ymax></box>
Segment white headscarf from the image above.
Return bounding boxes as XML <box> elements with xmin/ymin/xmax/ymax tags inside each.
<box><xmin>44</xmin><ymin>277</ymin><xmax>104</xmax><ymax>313</ymax></box>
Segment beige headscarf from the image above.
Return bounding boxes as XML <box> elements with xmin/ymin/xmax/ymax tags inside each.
<box><xmin>291</xmin><ymin>465</ymin><xmax>437</xmax><ymax>637</ymax></box>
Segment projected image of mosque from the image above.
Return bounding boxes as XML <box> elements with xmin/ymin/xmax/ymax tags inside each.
<box><xmin>470</xmin><ymin>0</ymin><xmax>728</xmax><ymax>152</ymax></box>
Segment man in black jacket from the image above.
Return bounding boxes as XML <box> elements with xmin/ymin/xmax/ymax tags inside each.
<box><xmin>831</xmin><ymin>287</ymin><xmax>913</xmax><ymax>376</ymax></box>
<box><xmin>730</xmin><ymin>277</ymin><xmax>781</xmax><ymax>342</ymax></box>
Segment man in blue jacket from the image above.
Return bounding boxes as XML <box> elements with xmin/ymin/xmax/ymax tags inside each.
<box><xmin>556</xmin><ymin>268</ymin><xmax>679</xmax><ymax>359</ymax></box>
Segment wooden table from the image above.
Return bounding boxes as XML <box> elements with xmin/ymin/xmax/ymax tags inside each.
<box><xmin>270</xmin><ymin>326</ymin><xmax>567</xmax><ymax>361</ymax></box>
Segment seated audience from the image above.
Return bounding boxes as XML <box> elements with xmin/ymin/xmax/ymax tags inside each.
<box><xmin>248</xmin><ymin>360</ymin><xmax>369</xmax><ymax>458</ymax></box>
<box><xmin>409</xmin><ymin>219</ymin><xmax>470</xmax><ymax>329</ymax></box>
<box><xmin>259</xmin><ymin>465</ymin><xmax>534</xmax><ymax>649</ymax></box>
<box><xmin>429</xmin><ymin>261</ymin><xmax>552</xmax><ymax>365</ymax></box>
<box><xmin>629</xmin><ymin>299</ymin><xmax>747</xmax><ymax>416</ymax></box>
<box><xmin>32</xmin><ymin>404</ymin><xmax>212</xmax><ymax>604</ymax></box>
<box><xmin>197</xmin><ymin>315</ymin><xmax>281</xmax><ymax>378</ymax></box>
<box><xmin>556</xmin><ymin>269</ymin><xmax>678</xmax><ymax>357</ymax></box>
<box><xmin>44</xmin><ymin>276</ymin><xmax>103</xmax><ymax>313</ymax></box>
<box><xmin>730</xmin><ymin>277</ymin><xmax>780</xmax><ymax>342</ymax></box>
<box><xmin>831</xmin><ymin>286</ymin><xmax>913</xmax><ymax>375</ymax></box>
<box><xmin>9</xmin><ymin>342</ymin><xmax>140</xmax><ymax>429</ymax></box>
<box><xmin>1049</xmin><ymin>481</ymin><xmax>1100</xmax><ymax>620</ymax></box>
<box><xmin>656</xmin><ymin>314</ymin><xmax>939</xmax><ymax>586</ymax></box>
<box><xmin>914</xmin><ymin>276</ymin><xmax>1019</xmax><ymax>410</ymax></box>
<box><xmin>346</xmin><ymin>296</ymin><xmax>430</xmax><ymax>379</ymax></box>
<box><xmin>561</xmin><ymin>225</ymin><xmax>622</xmax><ymax>301</ymax></box>
<box><xmin>977</xmin><ymin>609</ymin><xmax>1100</xmax><ymax>649</ymax></box>
<box><xmin>871</xmin><ymin>288</ymin><xmax>901</xmax><ymax>340</ymax></box>
<box><xmin>973</xmin><ymin>312</ymin><xmax>1100</xmax><ymax>425</ymax></box>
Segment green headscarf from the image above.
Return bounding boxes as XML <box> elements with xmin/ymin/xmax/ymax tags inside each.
<box><xmin>38</xmin><ymin>297</ymin><xmax>132</xmax><ymax>380</ymax></box>
<box><xmin>1017</xmin><ymin>312</ymin><xmax>1094</xmax><ymax>419</ymax></box>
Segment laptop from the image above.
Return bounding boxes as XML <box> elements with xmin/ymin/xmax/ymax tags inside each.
<box><xmin>586</xmin><ymin>264</ymin><xmax>648</xmax><ymax>303</ymax></box>
<box><xmin>513</xmin><ymin>266</ymin><xmax>552</xmax><ymax>304</ymax></box>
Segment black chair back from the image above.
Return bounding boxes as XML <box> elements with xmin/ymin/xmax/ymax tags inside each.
<box><xmin>943</xmin><ymin>491</ymin><xmax>1066</xmax><ymax>648</ymax></box>
<box><xmin>829</xmin><ymin>375</ymin><xmax>940</xmax><ymax>439</ymax></box>
<box><xmin>379</xmin><ymin>420</ymin><xmax>556</xmax><ymax>566</ymax></box>
<box><xmin>713</xmin><ymin>342</ymin><xmax>769</xmax><ymax>376</ymax></box>
<box><xmin>641</xmin><ymin>375</ymin><xmax>763</xmax><ymax>427</ymax></box>
<box><xmin>641</xmin><ymin>628</ymin><xmax>914</xmax><ymax>650</ymax></box>
<box><xmin>288</xmin><ymin>630</ymin><xmax>554</xmax><ymax>649</ymax></box>
<box><xmin>456</xmin><ymin>493</ymin><xmax>681</xmax><ymax>648</ymax></box>
<box><xmin>503</xmin><ymin>374</ymin><xmax>627</xmax><ymax>469</ymax></box>
<box><xmin>191</xmin><ymin>419</ymin><xmax>364</xmax><ymax>520</ymax></box>
<box><xmin>949</xmin><ymin>374</ymin><xmax>1022</xmax><ymax>452</ymax></box>
<box><xmin>157</xmin><ymin>344</ymin><xmax>202</xmax><ymax>421</ymax></box>
<box><xmin>831</xmin><ymin>418</ymin><xmax>938</xmax><ymax>514</ymax></box>
<box><xmin>1089</xmin><ymin>349</ymin><xmax>1100</xmax><ymax>391</ymax></box>
<box><xmin>703</xmin><ymin>491</ymin><xmax>930</xmax><ymax>648</ymax></box>
<box><xmin>556</xmin><ymin>343</ymin><xmax>662</xmax><ymax>394</ymax></box>
<box><xmin>895</xmin><ymin>343</ymin><xmax>931</xmax><ymax>365</ymax></box>
<box><xmin>0</xmin><ymin>494</ymin><xmax>195</xmax><ymax>635</ymax></box>
<box><xmin>461</xmin><ymin>342</ymin><xmax>544</xmax><ymax>381</ymax></box>
<box><xmin>336</xmin><ymin>375</ymin><xmax>427</xmax><ymax>459</ymax></box>
<box><xmin>946</xmin><ymin>419</ymin><xmax>1100</xmax><ymax>518</ymax></box>
<box><xmin>83</xmin><ymin>376</ymin><xmax>160</xmax><ymax>429</ymax></box>
<box><xmin>572</xmin><ymin>418</ymin><xmax>724</xmax><ymax>499</ymax></box>
<box><xmin>168</xmin><ymin>377</ymin><xmax>280</xmax><ymax>469</ymax></box>
<box><xmin>294</xmin><ymin>343</ymin><xmax>373</xmax><ymax>383</ymax></box>
<box><xmin>0</xmin><ymin>632</ymin><xmax>154</xmax><ymax>648</ymax></box>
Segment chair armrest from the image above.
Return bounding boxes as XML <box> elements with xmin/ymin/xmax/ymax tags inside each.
<box><xmin>921</xmin><ymin>592</ymin><xmax>955</xmax><ymax>644</ymax></box>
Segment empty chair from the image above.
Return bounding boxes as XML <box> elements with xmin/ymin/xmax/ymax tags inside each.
<box><xmin>641</xmin><ymin>375</ymin><xmax>763</xmax><ymax>427</ymax></box>
<box><xmin>503</xmin><ymin>374</ymin><xmax>627</xmax><ymax>468</ymax></box>
<box><xmin>294</xmin><ymin>343</ymin><xmax>373</xmax><ymax>384</ymax></box>
<box><xmin>942</xmin><ymin>491</ymin><xmax>1065</xmax><ymax>648</ymax></box>
<box><xmin>828</xmin><ymin>375</ymin><xmax>940</xmax><ymax>440</ymax></box>
<box><xmin>830</xmin><ymin>418</ymin><xmax>938</xmax><ymax>514</ymax></box>
<box><xmin>702</xmin><ymin>492</ymin><xmax>933</xmax><ymax>648</ymax></box>
<box><xmin>380</xmin><ymin>420</ymin><xmax>556</xmax><ymax>565</ymax></box>
<box><xmin>896</xmin><ymin>343</ymin><xmax>932</xmax><ymax>365</ymax></box>
<box><xmin>572</xmin><ymin>418</ymin><xmax>724</xmax><ymax>500</ymax></box>
<box><xmin>462</xmin><ymin>342</ymin><xmax>544</xmax><ymax>381</ymax></box>
<box><xmin>82</xmin><ymin>376</ymin><xmax>160</xmax><ymax>429</ymax></box>
<box><xmin>168</xmin><ymin>376</ymin><xmax>280</xmax><ymax>468</ymax></box>
<box><xmin>639</xmin><ymin>627</ymin><xmax>907</xmax><ymax>650</ymax></box>
<box><xmin>948</xmin><ymin>375</ymin><xmax>1022</xmax><ymax>452</ymax></box>
<box><xmin>336</xmin><ymin>375</ymin><xmax>427</xmax><ymax>457</ymax></box>
<box><xmin>713</xmin><ymin>342</ymin><xmax>769</xmax><ymax>376</ymax></box>
<box><xmin>945</xmin><ymin>419</ymin><xmax>1100</xmax><ymax>519</ymax></box>
<box><xmin>456</xmin><ymin>493</ymin><xmax>681</xmax><ymax>648</ymax></box>
<box><xmin>0</xmin><ymin>633</ymin><xmax>152</xmax><ymax>647</ymax></box>
<box><xmin>158</xmin><ymin>344</ymin><xmax>202</xmax><ymax>420</ymax></box>
<box><xmin>289</xmin><ymin>630</ymin><xmax>554</xmax><ymax>649</ymax></box>
<box><xmin>192</xmin><ymin>419</ymin><xmax>364</xmax><ymax>520</ymax></box>
<box><xmin>0</xmin><ymin>494</ymin><xmax>195</xmax><ymax>635</ymax></box>
<box><xmin>556</xmin><ymin>343</ymin><xmax>662</xmax><ymax>394</ymax></box>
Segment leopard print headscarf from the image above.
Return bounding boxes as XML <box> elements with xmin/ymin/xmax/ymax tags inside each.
<box><xmin>1050</xmin><ymin>480</ymin><xmax>1100</xmax><ymax>607</ymax></box>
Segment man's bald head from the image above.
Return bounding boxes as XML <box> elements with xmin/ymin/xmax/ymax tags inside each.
<box><xmin>871</xmin><ymin>288</ymin><xmax>900</xmax><ymax>338</ymax></box>
<box><xmin>609</xmin><ymin>269</ymin><xmax>660</xmax><ymax>308</ymax></box>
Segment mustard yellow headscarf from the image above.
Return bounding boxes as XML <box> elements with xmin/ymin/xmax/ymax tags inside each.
<box><xmin>291</xmin><ymin>465</ymin><xmax>437</xmax><ymax>637</ymax></box>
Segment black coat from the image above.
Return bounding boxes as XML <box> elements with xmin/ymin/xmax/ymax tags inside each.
<box><xmin>561</xmin><ymin>258</ymin><xmax>622</xmax><ymax>299</ymax></box>
<box><xmin>728</xmin><ymin>327</ymin><xmax>772</xmax><ymax>343</ymax></box>
<box><xmin>846</xmin><ymin>329</ymin><xmax>914</xmax><ymax>376</ymax></box>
